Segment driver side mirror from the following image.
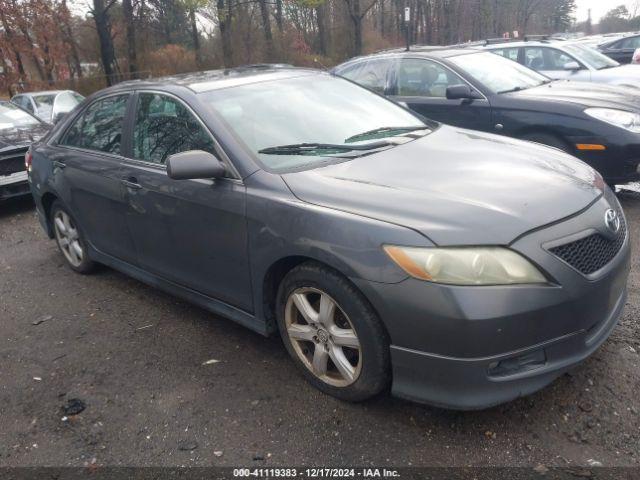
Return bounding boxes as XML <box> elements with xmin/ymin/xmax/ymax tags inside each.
<box><xmin>166</xmin><ymin>150</ymin><xmax>226</xmax><ymax>180</ymax></box>
<box><xmin>563</xmin><ymin>61</ymin><xmax>581</xmax><ymax>71</ymax></box>
<box><xmin>446</xmin><ymin>84</ymin><xmax>482</xmax><ymax>100</ymax></box>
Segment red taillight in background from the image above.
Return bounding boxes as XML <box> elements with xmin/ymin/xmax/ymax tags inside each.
<box><xmin>25</xmin><ymin>149</ymin><xmax>32</xmax><ymax>172</ymax></box>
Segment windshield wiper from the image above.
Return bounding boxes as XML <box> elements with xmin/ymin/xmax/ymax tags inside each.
<box><xmin>258</xmin><ymin>140</ymin><xmax>394</xmax><ymax>156</ymax></box>
<box><xmin>344</xmin><ymin>125</ymin><xmax>429</xmax><ymax>143</ymax></box>
<box><xmin>498</xmin><ymin>86</ymin><xmax>525</xmax><ymax>94</ymax></box>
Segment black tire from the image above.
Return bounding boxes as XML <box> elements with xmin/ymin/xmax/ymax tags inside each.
<box><xmin>50</xmin><ymin>200</ymin><xmax>96</xmax><ymax>274</ymax></box>
<box><xmin>520</xmin><ymin>132</ymin><xmax>572</xmax><ymax>154</ymax></box>
<box><xmin>276</xmin><ymin>261</ymin><xmax>390</xmax><ymax>402</ymax></box>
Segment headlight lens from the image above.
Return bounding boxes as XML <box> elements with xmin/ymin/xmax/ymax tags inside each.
<box><xmin>384</xmin><ymin>246</ymin><xmax>547</xmax><ymax>285</ymax></box>
<box><xmin>585</xmin><ymin>108</ymin><xmax>640</xmax><ymax>133</ymax></box>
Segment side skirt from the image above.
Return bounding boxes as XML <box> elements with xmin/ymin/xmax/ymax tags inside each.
<box><xmin>88</xmin><ymin>246</ymin><xmax>269</xmax><ymax>336</ymax></box>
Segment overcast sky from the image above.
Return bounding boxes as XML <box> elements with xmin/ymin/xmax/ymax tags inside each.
<box><xmin>574</xmin><ymin>0</ymin><xmax>638</xmax><ymax>23</ymax></box>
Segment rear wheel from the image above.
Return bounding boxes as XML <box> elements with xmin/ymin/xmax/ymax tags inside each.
<box><xmin>520</xmin><ymin>132</ymin><xmax>572</xmax><ymax>153</ymax></box>
<box><xmin>51</xmin><ymin>201</ymin><xmax>96</xmax><ymax>274</ymax></box>
<box><xmin>276</xmin><ymin>262</ymin><xmax>390</xmax><ymax>401</ymax></box>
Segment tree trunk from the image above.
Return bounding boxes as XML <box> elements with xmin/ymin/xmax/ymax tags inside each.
<box><xmin>275</xmin><ymin>0</ymin><xmax>283</xmax><ymax>32</ymax></box>
<box><xmin>258</xmin><ymin>0</ymin><xmax>275</xmax><ymax>61</ymax></box>
<box><xmin>122</xmin><ymin>0</ymin><xmax>138</xmax><ymax>79</ymax></box>
<box><xmin>189</xmin><ymin>8</ymin><xmax>203</xmax><ymax>68</ymax></box>
<box><xmin>93</xmin><ymin>0</ymin><xmax>117</xmax><ymax>86</ymax></box>
<box><xmin>217</xmin><ymin>0</ymin><xmax>233</xmax><ymax>67</ymax></box>
<box><xmin>316</xmin><ymin>4</ymin><xmax>328</xmax><ymax>55</ymax></box>
<box><xmin>61</xmin><ymin>0</ymin><xmax>82</xmax><ymax>78</ymax></box>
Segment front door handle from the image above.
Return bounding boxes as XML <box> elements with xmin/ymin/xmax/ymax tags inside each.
<box><xmin>53</xmin><ymin>160</ymin><xmax>66</xmax><ymax>169</ymax></box>
<box><xmin>121</xmin><ymin>178</ymin><xmax>142</xmax><ymax>190</ymax></box>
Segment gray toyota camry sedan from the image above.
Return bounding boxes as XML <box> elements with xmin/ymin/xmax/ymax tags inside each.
<box><xmin>27</xmin><ymin>66</ymin><xmax>630</xmax><ymax>409</ymax></box>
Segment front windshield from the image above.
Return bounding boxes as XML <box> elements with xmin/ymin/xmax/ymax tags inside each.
<box><xmin>449</xmin><ymin>51</ymin><xmax>549</xmax><ymax>94</ymax></box>
<box><xmin>200</xmin><ymin>74</ymin><xmax>427</xmax><ymax>171</ymax></box>
<box><xmin>563</xmin><ymin>43</ymin><xmax>619</xmax><ymax>70</ymax></box>
<box><xmin>0</xmin><ymin>102</ymin><xmax>40</xmax><ymax>130</ymax></box>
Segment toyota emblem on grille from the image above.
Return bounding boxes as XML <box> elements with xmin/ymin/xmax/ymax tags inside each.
<box><xmin>604</xmin><ymin>209</ymin><xmax>621</xmax><ymax>234</ymax></box>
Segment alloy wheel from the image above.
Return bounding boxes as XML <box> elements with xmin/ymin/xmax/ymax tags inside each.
<box><xmin>284</xmin><ymin>287</ymin><xmax>362</xmax><ymax>387</ymax></box>
<box><xmin>53</xmin><ymin>210</ymin><xmax>84</xmax><ymax>267</ymax></box>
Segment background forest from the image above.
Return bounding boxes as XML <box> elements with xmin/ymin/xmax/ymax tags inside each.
<box><xmin>0</xmin><ymin>0</ymin><xmax>635</xmax><ymax>95</ymax></box>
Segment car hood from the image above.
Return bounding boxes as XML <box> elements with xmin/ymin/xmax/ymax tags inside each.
<box><xmin>0</xmin><ymin>123</ymin><xmax>49</xmax><ymax>153</ymax></box>
<box><xmin>592</xmin><ymin>64</ymin><xmax>640</xmax><ymax>87</ymax></box>
<box><xmin>509</xmin><ymin>80</ymin><xmax>640</xmax><ymax>110</ymax></box>
<box><xmin>281</xmin><ymin>126</ymin><xmax>603</xmax><ymax>246</ymax></box>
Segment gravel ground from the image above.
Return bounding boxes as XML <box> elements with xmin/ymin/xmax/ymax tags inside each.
<box><xmin>0</xmin><ymin>194</ymin><xmax>639</xmax><ymax>468</ymax></box>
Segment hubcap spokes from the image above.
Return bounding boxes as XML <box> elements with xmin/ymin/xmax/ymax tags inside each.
<box><xmin>54</xmin><ymin>211</ymin><xmax>83</xmax><ymax>267</ymax></box>
<box><xmin>285</xmin><ymin>287</ymin><xmax>362</xmax><ymax>387</ymax></box>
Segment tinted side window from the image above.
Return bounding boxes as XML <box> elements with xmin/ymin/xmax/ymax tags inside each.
<box><xmin>396</xmin><ymin>58</ymin><xmax>467</xmax><ymax>97</ymax></box>
<box><xmin>337</xmin><ymin>59</ymin><xmax>389</xmax><ymax>94</ymax></box>
<box><xmin>61</xmin><ymin>94</ymin><xmax>129</xmax><ymax>155</ymax></box>
<box><xmin>132</xmin><ymin>93</ymin><xmax>216</xmax><ymax>164</ymax></box>
<box><xmin>621</xmin><ymin>36</ymin><xmax>640</xmax><ymax>49</ymax></box>
<box><xmin>524</xmin><ymin>47</ymin><xmax>576</xmax><ymax>70</ymax></box>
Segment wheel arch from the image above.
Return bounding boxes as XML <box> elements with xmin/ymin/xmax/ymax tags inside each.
<box><xmin>40</xmin><ymin>191</ymin><xmax>59</xmax><ymax>238</ymax></box>
<box><xmin>260</xmin><ymin>255</ymin><xmax>382</xmax><ymax>337</ymax></box>
<box><xmin>513</xmin><ymin>126</ymin><xmax>574</xmax><ymax>153</ymax></box>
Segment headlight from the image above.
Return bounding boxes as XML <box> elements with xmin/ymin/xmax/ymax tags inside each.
<box><xmin>384</xmin><ymin>246</ymin><xmax>547</xmax><ymax>285</ymax></box>
<box><xmin>585</xmin><ymin>108</ymin><xmax>640</xmax><ymax>133</ymax></box>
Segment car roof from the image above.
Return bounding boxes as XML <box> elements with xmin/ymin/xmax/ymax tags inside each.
<box><xmin>20</xmin><ymin>90</ymin><xmax>67</xmax><ymax>97</ymax></box>
<box><xmin>108</xmin><ymin>64</ymin><xmax>321</xmax><ymax>94</ymax></box>
<box><xmin>343</xmin><ymin>48</ymin><xmax>483</xmax><ymax>64</ymax></box>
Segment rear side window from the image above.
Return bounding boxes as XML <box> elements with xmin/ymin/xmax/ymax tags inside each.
<box><xmin>61</xmin><ymin>94</ymin><xmax>129</xmax><ymax>155</ymax></box>
<box><xmin>337</xmin><ymin>59</ymin><xmax>389</xmax><ymax>94</ymax></box>
<box><xmin>132</xmin><ymin>93</ymin><xmax>216</xmax><ymax>164</ymax></box>
<box><xmin>621</xmin><ymin>36</ymin><xmax>640</xmax><ymax>49</ymax></box>
<box><xmin>524</xmin><ymin>47</ymin><xmax>577</xmax><ymax>70</ymax></box>
<box><xmin>395</xmin><ymin>58</ymin><xmax>467</xmax><ymax>97</ymax></box>
<box><xmin>492</xmin><ymin>47</ymin><xmax>519</xmax><ymax>61</ymax></box>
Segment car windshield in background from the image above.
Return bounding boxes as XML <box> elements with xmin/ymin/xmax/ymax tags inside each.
<box><xmin>0</xmin><ymin>102</ymin><xmax>40</xmax><ymax>129</ymax></box>
<box><xmin>201</xmin><ymin>75</ymin><xmax>429</xmax><ymax>171</ymax></box>
<box><xmin>450</xmin><ymin>52</ymin><xmax>549</xmax><ymax>94</ymax></box>
<box><xmin>564</xmin><ymin>43</ymin><xmax>619</xmax><ymax>70</ymax></box>
<box><xmin>33</xmin><ymin>94</ymin><xmax>56</xmax><ymax>120</ymax></box>
<box><xmin>55</xmin><ymin>92</ymin><xmax>84</xmax><ymax>112</ymax></box>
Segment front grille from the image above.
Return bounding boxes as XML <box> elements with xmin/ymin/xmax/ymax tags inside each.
<box><xmin>0</xmin><ymin>150</ymin><xmax>27</xmax><ymax>177</ymax></box>
<box><xmin>549</xmin><ymin>212</ymin><xmax>626</xmax><ymax>275</ymax></box>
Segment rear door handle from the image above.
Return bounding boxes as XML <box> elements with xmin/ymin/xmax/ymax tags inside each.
<box><xmin>121</xmin><ymin>178</ymin><xmax>142</xmax><ymax>190</ymax></box>
<box><xmin>53</xmin><ymin>160</ymin><xmax>66</xmax><ymax>169</ymax></box>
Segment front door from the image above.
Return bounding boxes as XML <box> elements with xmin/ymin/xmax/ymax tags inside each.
<box><xmin>54</xmin><ymin>93</ymin><xmax>136</xmax><ymax>263</ymax></box>
<box><xmin>389</xmin><ymin>57</ymin><xmax>492</xmax><ymax>132</ymax></box>
<box><xmin>120</xmin><ymin>92</ymin><xmax>253</xmax><ymax>311</ymax></box>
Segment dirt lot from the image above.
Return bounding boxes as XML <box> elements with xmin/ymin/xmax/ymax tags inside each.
<box><xmin>0</xmin><ymin>194</ymin><xmax>639</xmax><ymax>468</ymax></box>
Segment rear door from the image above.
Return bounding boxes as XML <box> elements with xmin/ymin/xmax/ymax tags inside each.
<box><xmin>54</xmin><ymin>93</ymin><xmax>136</xmax><ymax>263</ymax></box>
<box><xmin>604</xmin><ymin>37</ymin><xmax>640</xmax><ymax>64</ymax></box>
<box><xmin>389</xmin><ymin>57</ymin><xmax>492</xmax><ymax>131</ymax></box>
<box><xmin>119</xmin><ymin>91</ymin><xmax>253</xmax><ymax>311</ymax></box>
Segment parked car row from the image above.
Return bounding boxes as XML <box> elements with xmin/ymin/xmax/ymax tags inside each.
<box><xmin>0</xmin><ymin>90</ymin><xmax>84</xmax><ymax>200</ymax></box>
<box><xmin>334</xmin><ymin>47</ymin><xmax>640</xmax><ymax>185</ymax></box>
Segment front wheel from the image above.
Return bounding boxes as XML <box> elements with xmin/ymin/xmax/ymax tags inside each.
<box><xmin>276</xmin><ymin>262</ymin><xmax>390</xmax><ymax>401</ymax></box>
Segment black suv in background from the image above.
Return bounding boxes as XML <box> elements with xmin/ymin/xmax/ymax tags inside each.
<box><xmin>333</xmin><ymin>49</ymin><xmax>640</xmax><ymax>185</ymax></box>
<box><xmin>598</xmin><ymin>34</ymin><xmax>640</xmax><ymax>64</ymax></box>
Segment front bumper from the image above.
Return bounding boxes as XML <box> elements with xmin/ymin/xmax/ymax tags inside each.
<box><xmin>353</xmin><ymin>190</ymin><xmax>630</xmax><ymax>409</ymax></box>
<box><xmin>389</xmin><ymin>288</ymin><xmax>625</xmax><ymax>409</ymax></box>
<box><xmin>0</xmin><ymin>171</ymin><xmax>30</xmax><ymax>200</ymax></box>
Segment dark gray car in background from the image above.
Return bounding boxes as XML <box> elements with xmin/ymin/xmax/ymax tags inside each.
<box><xmin>27</xmin><ymin>66</ymin><xmax>630</xmax><ymax>409</ymax></box>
